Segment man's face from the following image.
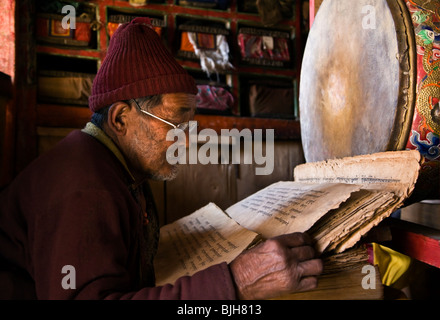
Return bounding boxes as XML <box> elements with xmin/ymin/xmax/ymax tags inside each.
<box><xmin>124</xmin><ymin>93</ymin><xmax>196</xmax><ymax>182</ymax></box>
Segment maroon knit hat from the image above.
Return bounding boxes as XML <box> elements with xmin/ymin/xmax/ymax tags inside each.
<box><xmin>89</xmin><ymin>17</ymin><xmax>197</xmax><ymax>112</ymax></box>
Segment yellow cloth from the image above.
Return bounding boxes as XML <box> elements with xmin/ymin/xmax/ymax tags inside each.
<box><xmin>373</xmin><ymin>243</ymin><xmax>412</xmax><ymax>289</ymax></box>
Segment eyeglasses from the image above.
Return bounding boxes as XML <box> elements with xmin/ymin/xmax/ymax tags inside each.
<box><xmin>131</xmin><ymin>99</ymin><xmax>197</xmax><ymax>132</ymax></box>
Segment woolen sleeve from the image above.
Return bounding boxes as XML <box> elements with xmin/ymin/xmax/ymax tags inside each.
<box><xmin>31</xmin><ymin>188</ymin><xmax>237</xmax><ymax>300</ymax></box>
<box><xmin>105</xmin><ymin>263</ymin><xmax>237</xmax><ymax>300</ymax></box>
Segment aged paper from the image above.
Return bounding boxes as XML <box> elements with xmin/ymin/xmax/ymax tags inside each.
<box><xmin>154</xmin><ymin>151</ymin><xmax>422</xmax><ymax>287</ymax></box>
<box><xmin>154</xmin><ymin>203</ymin><xmax>259</xmax><ymax>286</ymax></box>
<box><xmin>277</xmin><ymin>247</ymin><xmax>383</xmax><ymax>300</ymax></box>
<box><xmin>310</xmin><ymin>190</ymin><xmax>397</xmax><ymax>253</ymax></box>
<box><xmin>225</xmin><ymin>181</ymin><xmax>361</xmax><ymax>239</ymax></box>
<box><xmin>330</xmin><ymin>196</ymin><xmax>399</xmax><ymax>253</ymax></box>
<box><xmin>294</xmin><ymin>150</ymin><xmax>421</xmax><ymax>253</ymax></box>
<box><xmin>293</xmin><ymin>150</ymin><xmax>421</xmax><ymax>198</ymax></box>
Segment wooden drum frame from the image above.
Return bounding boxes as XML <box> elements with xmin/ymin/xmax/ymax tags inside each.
<box><xmin>300</xmin><ymin>0</ymin><xmax>440</xmax><ymax>200</ymax></box>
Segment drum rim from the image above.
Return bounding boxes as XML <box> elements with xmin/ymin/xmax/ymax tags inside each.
<box><xmin>386</xmin><ymin>0</ymin><xmax>417</xmax><ymax>151</ymax></box>
<box><xmin>300</xmin><ymin>0</ymin><xmax>418</xmax><ymax>161</ymax></box>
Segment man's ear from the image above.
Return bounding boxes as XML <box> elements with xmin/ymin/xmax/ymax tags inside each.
<box><xmin>106</xmin><ymin>101</ymin><xmax>132</xmax><ymax>136</ymax></box>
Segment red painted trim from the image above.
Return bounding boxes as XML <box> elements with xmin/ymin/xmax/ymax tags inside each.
<box><xmin>388</xmin><ymin>220</ymin><xmax>440</xmax><ymax>269</ymax></box>
<box><xmin>36</xmin><ymin>45</ymin><xmax>103</xmax><ymax>60</ymax></box>
<box><xmin>35</xmin><ymin>104</ymin><xmax>302</xmax><ymax>140</ymax></box>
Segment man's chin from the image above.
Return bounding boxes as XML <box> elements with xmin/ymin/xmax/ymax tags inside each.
<box><xmin>149</xmin><ymin>165</ymin><xmax>179</xmax><ymax>181</ymax></box>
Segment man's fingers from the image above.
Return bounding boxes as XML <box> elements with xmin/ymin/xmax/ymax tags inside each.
<box><xmin>293</xmin><ymin>259</ymin><xmax>323</xmax><ymax>293</ymax></box>
<box><xmin>230</xmin><ymin>232</ymin><xmax>324</xmax><ymax>300</ymax></box>
<box><xmin>296</xmin><ymin>276</ymin><xmax>319</xmax><ymax>292</ymax></box>
<box><xmin>275</xmin><ymin>232</ymin><xmax>312</xmax><ymax>248</ymax></box>
<box><xmin>298</xmin><ymin>258</ymin><xmax>323</xmax><ymax>277</ymax></box>
<box><xmin>289</xmin><ymin>245</ymin><xmax>316</xmax><ymax>262</ymax></box>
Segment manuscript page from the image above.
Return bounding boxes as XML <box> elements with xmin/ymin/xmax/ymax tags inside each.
<box><xmin>293</xmin><ymin>150</ymin><xmax>421</xmax><ymax>198</ymax></box>
<box><xmin>225</xmin><ymin>182</ymin><xmax>361</xmax><ymax>239</ymax></box>
<box><xmin>154</xmin><ymin>151</ymin><xmax>421</xmax><ymax>285</ymax></box>
<box><xmin>310</xmin><ymin>190</ymin><xmax>397</xmax><ymax>253</ymax></box>
<box><xmin>154</xmin><ymin>202</ymin><xmax>259</xmax><ymax>286</ymax></box>
<box><xmin>293</xmin><ymin>150</ymin><xmax>421</xmax><ymax>253</ymax></box>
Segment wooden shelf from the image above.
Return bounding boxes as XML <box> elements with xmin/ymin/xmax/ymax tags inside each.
<box><xmin>33</xmin><ymin>0</ymin><xmax>304</xmax><ymax>138</ymax></box>
<box><xmin>104</xmin><ymin>1</ymin><xmax>298</xmax><ymax>27</ymax></box>
<box><xmin>36</xmin><ymin>103</ymin><xmax>301</xmax><ymax>140</ymax></box>
<box><xmin>195</xmin><ymin>114</ymin><xmax>301</xmax><ymax>140</ymax></box>
<box><xmin>384</xmin><ymin>218</ymin><xmax>440</xmax><ymax>269</ymax></box>
<box><xmin>9</xmin><ymin>0</ymin><xmax>306</xmax><ymax>172</ymax></box>
<box><xmin>36</xmin><ymin>45</ymin><xmax>104</xmax><ymax>60</ymax></box>
<box><xmin>36</xmin><ymin>104</ymin><xmax>92</xmax><ymax>128</ymax></box>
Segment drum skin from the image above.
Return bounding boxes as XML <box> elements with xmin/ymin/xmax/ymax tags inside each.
<box><xmin>300</xmin><ymin>0</ymin><xmax>439</xmax><ymax>200</ymax></box>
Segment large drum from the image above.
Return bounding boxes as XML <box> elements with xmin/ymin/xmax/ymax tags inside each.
<box><xmin>300</xmin><ymin>0</ymin><xmax>440</xmax><ymax>200</ymax></box>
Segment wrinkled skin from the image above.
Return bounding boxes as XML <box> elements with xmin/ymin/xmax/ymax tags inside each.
<box><xmin>230</xmin><ymin>233</ymin><xmax>323</xmax><ymax>300</ymax></box>
<box><xmin>105</xmin><ymin>93</ymin><xmax>323</xmax><ymax>300</ymax></box>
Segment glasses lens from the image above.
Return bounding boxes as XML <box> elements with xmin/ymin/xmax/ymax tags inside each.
<box><xmin>176</xmin><ymin>123</ymin><xmax>189</xmax><ymax>131</ymax></box>
<box><xmin>176</xmin><ymin>121</ymin><xmax>198</xmax><ymax>132</ymax></box>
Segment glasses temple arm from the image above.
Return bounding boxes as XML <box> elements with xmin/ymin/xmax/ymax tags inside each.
<box><xmin>132</xmin><ymin>99</ymin><xmax>177</xmax><ymax>129</ymax></box>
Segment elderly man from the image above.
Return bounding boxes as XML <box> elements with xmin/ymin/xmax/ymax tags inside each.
<box><xmin>0</xmin><ymin>18</ymin><xmax>322</xmax><ymax>300</ymax></box>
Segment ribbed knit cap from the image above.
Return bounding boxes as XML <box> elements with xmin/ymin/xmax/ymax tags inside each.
<box><xmin>89</xmin><ymin>17</ymin><xmax>198</xmax><ymax>112</ymax></box>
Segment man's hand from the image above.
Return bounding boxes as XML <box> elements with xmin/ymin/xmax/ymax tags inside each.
<box><xmin>229</xmin><ymin>232</ymin><xmax>323</xmax><ymax>300</ymax></box>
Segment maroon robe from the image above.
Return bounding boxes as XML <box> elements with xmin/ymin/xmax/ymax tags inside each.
<box><xmin>0</xmin><ymin>125</ymin><xmax>236</xmax><ymax>300</ymax></box>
